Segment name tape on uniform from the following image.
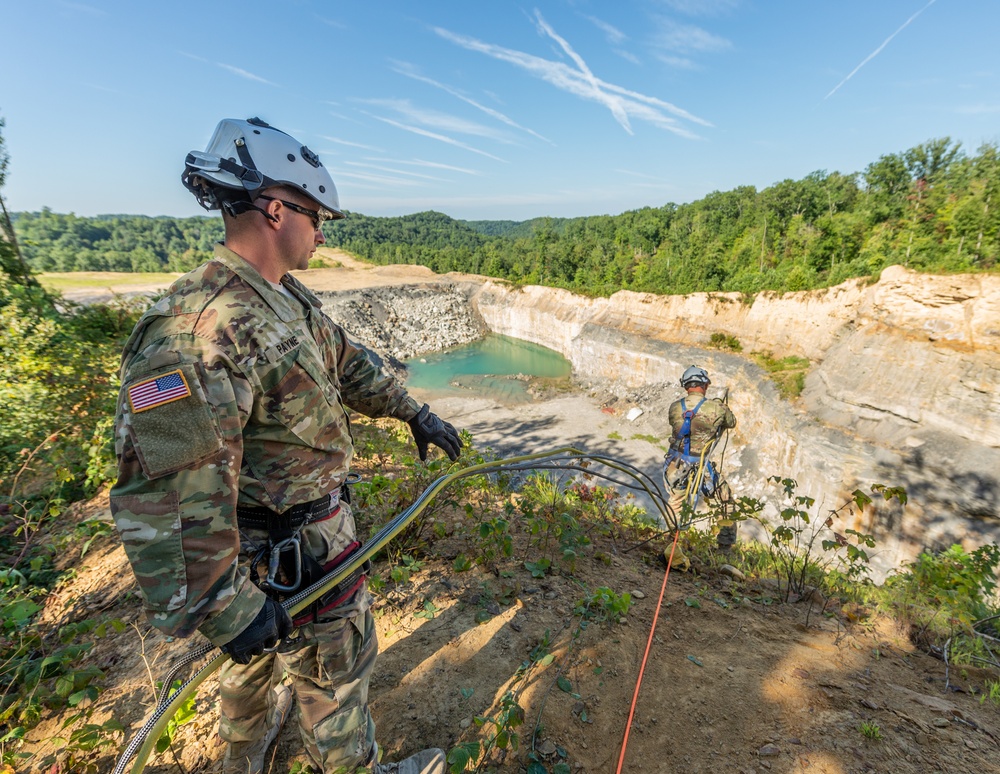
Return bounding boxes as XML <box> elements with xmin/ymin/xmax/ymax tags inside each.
<box><xmin>128</xmin><ymin>369</ymin><xmax>192</xmax><ymax>413</ymax></box>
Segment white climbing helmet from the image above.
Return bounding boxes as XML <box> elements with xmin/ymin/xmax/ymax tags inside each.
<box><xmin>680</xmin><ymin>365</ymin><xmax>710</xmax><ymax>388</ymax></box>
<box><xmin>182</xmin><ymin>117</ymin><xmax>343</xmax><ymax>219</ymax></box>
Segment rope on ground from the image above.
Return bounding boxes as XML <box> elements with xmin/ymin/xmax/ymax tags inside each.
<box><xmin>113</xmin><ymin>446</ymin><xmax>677</xmax><ymax>774</ymax></box>
<box><xmin>615</xmin><ymin>527</ymin><xmax>682</xmax><ymax>774</ymax></box>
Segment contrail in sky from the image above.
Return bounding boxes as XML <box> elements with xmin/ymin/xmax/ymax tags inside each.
<box><xmin>825</xmin><ymin>0</ymin><xmax>937</xmax><ymax>99</ymax></box>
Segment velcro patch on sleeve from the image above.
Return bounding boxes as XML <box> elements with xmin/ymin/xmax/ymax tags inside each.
<box><xmin>124</xmin><ymin>362</ymin><xmax>224</xmax><ymax>479</ymax></box>
<box><xmin>128</xmin><ymin>369</ymin><xmax>192</xmax><ymax>413</ymax></box>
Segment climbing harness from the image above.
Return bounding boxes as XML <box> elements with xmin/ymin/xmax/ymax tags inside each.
<box><xmin>239</xmin><ymin>479</ymin><xmax>370</xmax><ymax>626</ymax></box>
<box><xmin>113</xmin><ymin>447</ymin><xmax>676</xmax><ymax>774</ymax></box>
<box><xmin>617</xmin><ymin>389</ymin><xmax>735</xmax><ymax>770</ymax></box>
<box><xmin>675</xmin><ymin>397</ymin><xmax>705</xmax><ymax>457</ymax></box>
<box><xmin>663</xmin><ymin>396</ymin><xmax>724</xmax><ymax>512</ymax></box>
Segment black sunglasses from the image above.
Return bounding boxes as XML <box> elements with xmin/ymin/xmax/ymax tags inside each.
<box><xmin>255</xmin><ymin>195</ymin><xmax>333</xmax><ymax>230</ymax></box>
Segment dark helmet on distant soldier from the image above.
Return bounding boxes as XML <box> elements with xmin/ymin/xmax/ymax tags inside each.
<box><xmin>680</xmin><ymin>365</ymin><xmax>710</xmax><ymax>389</ymax></box>
<box><xmin>181</xmin><ymin>116</ymin><xmax>343</xmax><ymax>222</ymax></box>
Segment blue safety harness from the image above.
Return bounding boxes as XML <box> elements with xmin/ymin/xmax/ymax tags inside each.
<box><xmin>675</xmin><ymin>397</ymin><xmax>704</xmax><ymax>457</ymax></box>
<box><xmin>664</xmin><ymin>397</ymin><xmax>720</xmax><ymax>501</ymax></box>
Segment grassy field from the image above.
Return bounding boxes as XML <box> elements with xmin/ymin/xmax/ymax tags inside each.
<box><xmin>37</xmin><ymin>271</ymin><xmax>181</xmax><ymax>291</ymax></box>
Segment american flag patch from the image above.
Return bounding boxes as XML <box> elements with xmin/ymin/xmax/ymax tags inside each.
<box><xmin>128</xmin><ymin>369</ymin><xmax>192</xmax><ymax>413</ymax></box>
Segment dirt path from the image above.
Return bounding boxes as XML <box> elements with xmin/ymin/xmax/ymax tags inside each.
<box><xmin>51</xmin><ymin>248</ymin><xmax>461</xmax><ymax>305</ymax></box>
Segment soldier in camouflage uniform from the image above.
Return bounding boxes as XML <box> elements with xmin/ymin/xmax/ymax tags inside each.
<box><xmin>663</xmin><ymin>366</ymin><xmax>738</xmax><ymax>551</ymax></box>
<box><xmin>110</xmin><ymin>117</ymin><xmax>455</xmax><ymax>774</ymax></box>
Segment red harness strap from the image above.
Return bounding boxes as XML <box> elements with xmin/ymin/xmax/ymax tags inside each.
<box><xmin>292</xmin><ymin>540</ymin><xmax>368</xmax><ymax>627</ymax></box>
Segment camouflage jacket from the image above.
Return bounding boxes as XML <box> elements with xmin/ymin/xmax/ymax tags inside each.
<box><xmin>667</xmin><ymin>393</ymin><xmax>736</xmax><ymax>456</ymax></box>
<box><xmin>109</xmin><ymin>244</ymin><xmax>421</xmax><ymax>644</ymax></box>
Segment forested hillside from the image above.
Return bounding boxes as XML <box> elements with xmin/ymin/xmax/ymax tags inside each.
<box><xmin>331</xmin><ymin>138</ymin><xmax>999</xmax><ymax>295</ymax></box>
<box><xmin>13</xmin><ymin>210</ymin><xmax>223</xmax><ymax>273</ymax></box>
<box><xmin>12</xmin><ymin>137</ymin><xmax>1000</xmax><ymax>295</ymax></box>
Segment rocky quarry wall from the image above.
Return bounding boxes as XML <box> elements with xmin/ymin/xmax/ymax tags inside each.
<box><xmin>320</xmin><ymin>266</ymin><xmax>1000</xmax><ymax>578</ymax></box>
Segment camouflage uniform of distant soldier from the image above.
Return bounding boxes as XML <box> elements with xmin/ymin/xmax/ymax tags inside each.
<box><xmin>110</xmin><ymin>118</ymin><xmax>455</xmax><ymax>774</ymax></box>
<box><xmin>663</xmin><ymin>366</ymin><xmax>737</xmax><ymax>550</ymax></box>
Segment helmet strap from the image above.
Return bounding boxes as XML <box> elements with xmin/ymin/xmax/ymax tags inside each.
<box><xmin>218</xmin><ymin>155</ymin><xmax>266</xmax><ymax>193</ymax></box>
<box><xmin>222</xmin><ymin>199</ymin><xmax>278</xmax><ymax>223</ymax></box>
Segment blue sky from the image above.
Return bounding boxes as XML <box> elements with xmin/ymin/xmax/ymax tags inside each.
<box><xmin>2</xmin><ymin>0</ymin><xmax>998</xmax><ymax>221</ymax></box>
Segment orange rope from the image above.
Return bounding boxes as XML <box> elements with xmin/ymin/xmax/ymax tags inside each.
<box><xmin>614</xmin><ymin>528</ymin><xmax>681</xmax><ymax>774</ymax></box>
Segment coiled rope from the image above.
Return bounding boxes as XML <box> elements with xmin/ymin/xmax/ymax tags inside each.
<box><xmin>113</xmin><ymin>446</ymin><xmax>680</xmax><ymax>774</ymax></box>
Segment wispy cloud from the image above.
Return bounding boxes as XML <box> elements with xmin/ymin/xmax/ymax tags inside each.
<box><xmin>315</xmin><ymin>15</ymin><xmax>346</xmax><ymax>30</ymax></box>
<box><xmin>361</xmin><ymin>98</ymin><xmax>517</xmax><ymax>144</ymax></box>
<box><xmin>392</xmin><ymin>62</ymin><xmax>553</xmax><ymax>144</ymax></box>
<box><xmin>825</xmin><ymin>0</ymin><xmax>938</xmax><ymax>99</ymax></box>
<box><xmin>586</xmin><ymin>15</ymin><xmax>627</xmax><ymax>45</ymax></box>
<box><xmin>320</xmin><ymin>135</ymin><xmax>384</xmax><ymax>152</ymax></box>
<box><xmin>434</xmin><ymin>10</ymin><xmax>711</xmax><ymax>138</ymax></box>
<box><xmin>326</xmin><ymin>111</ymin><xmax>369</xmax><ymax>127</ymax></box>
<box><xmin>217</xmin><ymin>63</ymin><xmax>277</xmax><ymax>86</ymax></box>
<box><xmin>531</xmin><ymin>11</ymin><xmax>631</xmax><ymax>128</ymax></box>
<box><xmin>343</xmin><ymin>160</ymin><xmax>448</xmax><ymax>182</ymax></box>
<box><xmin>652</xmin><ymin>54</ymin><xmax>698</xmax><ymax>70</ymax></box>
<box><xmin>364</xmin><ymin>157</ymin><xmax>481</xmax><ymax>175</ymax></box>
<box><xmin>180</xmin><ymin>52</ymin><xmax>277</xmax><ymax>86</ymax></box>
<box><xmin>361</xmin><ymin>112</ymin><xmax>507</xmax><ymax>162</ymax></box>
<box><xmin>651</xmin><ymin>18</ymin><xmax>731</xmax><ymax>54</ymax></box>
<box><xmin>334</xmin><ymin>170</ymin><xmax>429</xmax><ymax>188</ymax></box>
<box><xmin>350</xmin><ymin>191</ymin><xmax>569</xmax><ymax>212</ymax></box>
<box><xmin>655</xmin><ymin>0</ymin><xmax>740</xmax><ymax>16</ymax></box>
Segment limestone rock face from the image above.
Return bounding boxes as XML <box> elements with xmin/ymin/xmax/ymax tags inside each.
<box><xmin>472</xmin><ymin>267</ymin><xmax>1000</xmax><ymax>577</ymax></box>
<box><xmin>315</xmin><ymin>265</ymin><xmax>1000</xmax><ymax>576</ymax></box>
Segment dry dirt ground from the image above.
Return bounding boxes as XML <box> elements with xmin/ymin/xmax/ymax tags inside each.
<box><xmin>21</xmin><ymin>254</ymin><xmax>1000</xmax><ymax>773</ymax></box>
<box><xmin>53</xmin><ymin>249</ymin><xmax>474</xmax><ymax>305</ymax></box>
<box><xmin>19</xmin><ymin>435</ymin><xmax>1000</xmax><ymax>774</ymax></box>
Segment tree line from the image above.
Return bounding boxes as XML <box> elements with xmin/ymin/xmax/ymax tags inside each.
<box><xmin>11</xmin><ymin>137</ymin><xmax>1000</xmax><ymax>296</ymax></box>
<box><xmin>13</xmin><ymin>210</ymin><xmax>223</xmax><ymax>273</ymax></box>
<box><xmin>325</xmin><ymin>137</ymin><xmax>999</xmax><ymax>296</ymax></box>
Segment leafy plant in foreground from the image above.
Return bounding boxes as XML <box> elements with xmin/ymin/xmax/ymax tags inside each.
<box><xmin>882</xmin><ymin>542</ymin><xmax>1000</xmax><ymax>664</ymax></box>
<box><xmin>727</xmin><ymin>478</ymin><xmax>903</xmax><ymax>603</ymax></box>
<box><xmin>574</xmin><ymin>587</ymin><xmax>631</xmax><ymax>625</ymax></box>
<box><xmin>154</xmin><ymin>680</ymin><xmax>197</xmax><ymax>754</ymax></box>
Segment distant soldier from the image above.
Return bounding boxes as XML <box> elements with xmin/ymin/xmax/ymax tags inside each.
<box><xmin>663</xmin><ymin>366</ymin><xmax>738</xmax><ymax>552</ymax></box>
<box><xmin>109</xmin><ymin>117</ymin><xmax>457</xmax><ymax>774</ymax></box>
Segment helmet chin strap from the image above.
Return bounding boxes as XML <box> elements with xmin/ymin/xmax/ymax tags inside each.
<box><xmin>217</xmin><ymin>139</ymin><xmax>283</xmax><ymax>224</ymax></box>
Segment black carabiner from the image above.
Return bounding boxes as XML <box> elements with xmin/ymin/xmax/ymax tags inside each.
<box><xmin>265</xmin><ymin>536</ymin><xmax>302</xmax><ymax>593</ymax></box>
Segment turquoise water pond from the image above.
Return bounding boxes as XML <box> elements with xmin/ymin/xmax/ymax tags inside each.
<box><xmin>404</xmin><ymin>334</ymin><xmax>571</xmax><ymax>403</ymax></box>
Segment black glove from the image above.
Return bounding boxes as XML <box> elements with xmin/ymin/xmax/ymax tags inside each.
<box><xmin>221</xmin><ymin>597</ymin><xmax>293</xmax><ymax>665</ymax></box>
<box><xmin>407</xmin><ymin>404</ymin><xmax>461</xmax><ymax>461</ymax></box>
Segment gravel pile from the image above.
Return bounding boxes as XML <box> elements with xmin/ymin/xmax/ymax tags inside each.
<box><xmin>316</xmin><ymin>283</ymin><xmax>486</xmax><ymax>361</ymax></box>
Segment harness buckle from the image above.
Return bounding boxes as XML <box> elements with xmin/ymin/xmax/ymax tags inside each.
<box><xmin>265</xmin><ymin>536</ymin><xmax>302</xmax><ymax>593</ymax></box>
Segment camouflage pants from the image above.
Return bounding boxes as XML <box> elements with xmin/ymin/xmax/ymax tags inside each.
<box><xmin>221</xmin><ymin>498</ymin><xmax>379</xmax><ymax>770</ymax></box>
<box><xmin>664</xmin><ymin>459</ymin><xmax>736</xmax><ymax>547</ymax></box>
<box><xmin>220</xmin><ymin>604</ymin><xmax>378</xmax><ymax>771</ymax></box>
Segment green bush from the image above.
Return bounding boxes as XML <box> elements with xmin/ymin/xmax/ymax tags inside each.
<box><xmin>0</xmin><ymin>287</ymin><xmax>142</xmax><ymax>496</ymax></box>
<box><xmin>708</xmin><ymin>332</ymin><xmax>743</xmax><ymax>352</ymax></box>
<box><xmin>751</xmin><ymin>350</ymin><xmax>810</xmax><ymax>399</ymax></box>
<box><xmin>882</xmin><ymin>543</ymin><xmax>1000</xmax><ymax>662</ymax></box>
